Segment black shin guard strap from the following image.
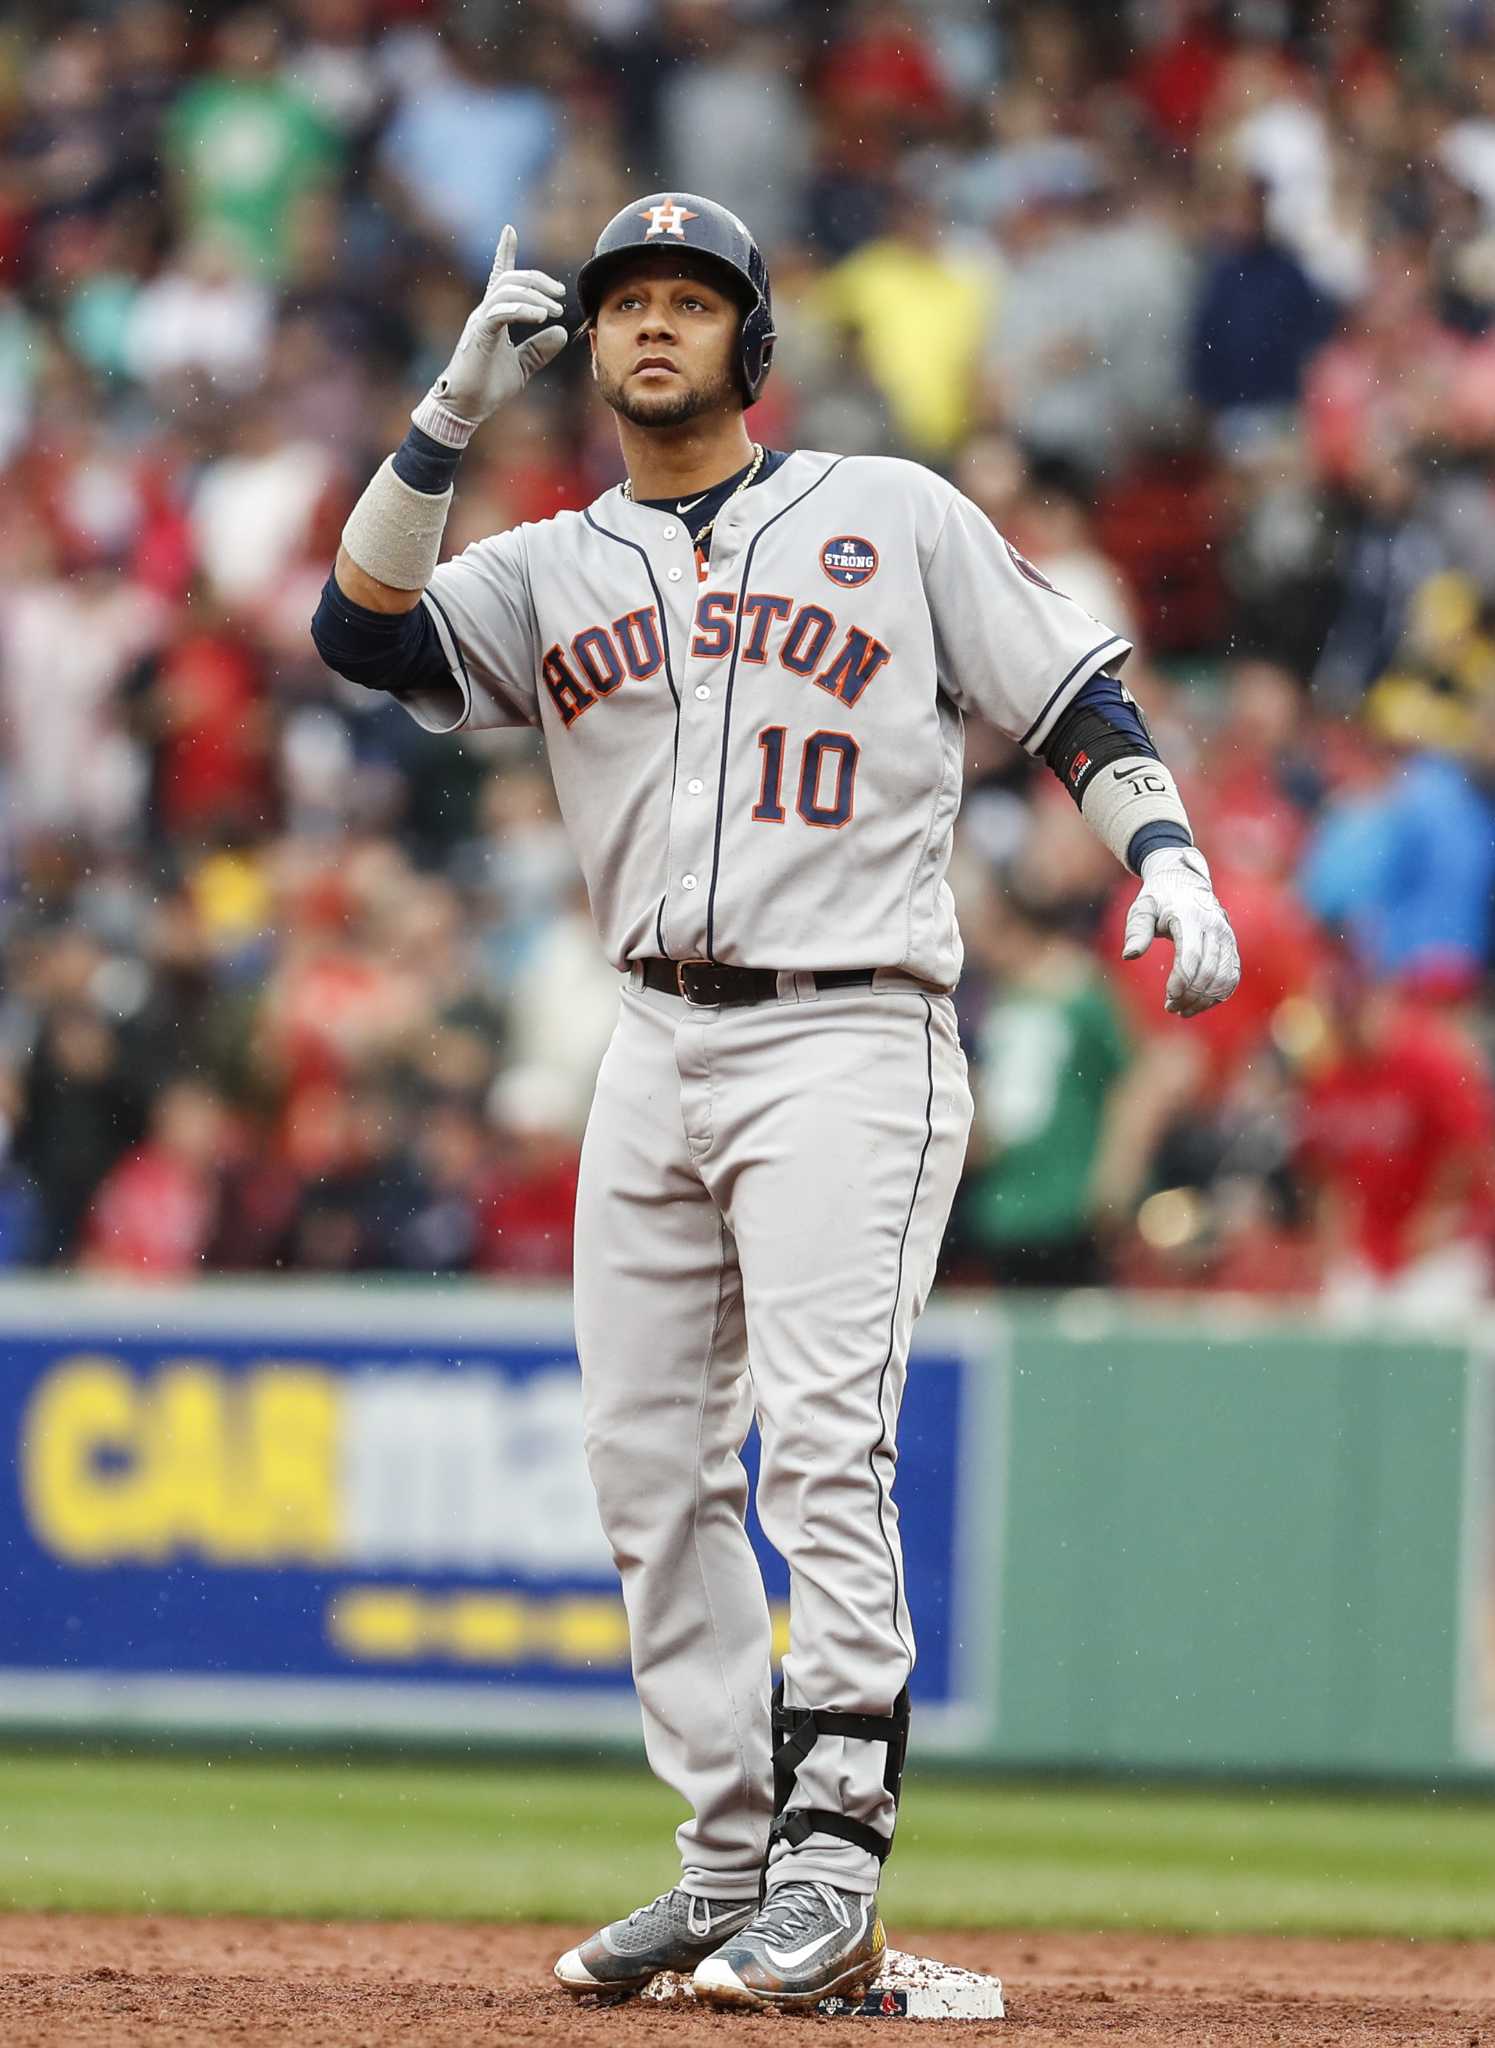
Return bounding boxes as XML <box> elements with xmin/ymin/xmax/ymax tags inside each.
<box><xmin>764</xmin><ymin>1681</ymin><xmax>911</xmax><ymax>1879</ymax></box>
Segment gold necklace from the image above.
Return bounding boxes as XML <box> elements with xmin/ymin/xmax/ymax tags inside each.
<box><xmin>625</xmin><ymin>443</ymin><xmax>764</xmax><ymax>555</ymax></box>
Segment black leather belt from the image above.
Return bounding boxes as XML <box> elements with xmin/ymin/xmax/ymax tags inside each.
<box><xmin>640</xmin><ymin>960</ymin><xmax>877</xmax><ymax>1008</ymax></box>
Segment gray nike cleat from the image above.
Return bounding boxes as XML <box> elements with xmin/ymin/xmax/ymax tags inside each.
<box><xmin>691</xmin><ymin>1878</ymin><xmax>886</xmax><ymax>2009</ymax></box>
<box><xmin>553</xmin><ymin>1887</ymin><xmax>758</xmax><ymax>1997</ymax></box>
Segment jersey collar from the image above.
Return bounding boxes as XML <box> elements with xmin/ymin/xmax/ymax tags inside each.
<box><xmin>592</xmin><ymin>449</ymin><xmax>831</xmax><ymax>551</ymax></box>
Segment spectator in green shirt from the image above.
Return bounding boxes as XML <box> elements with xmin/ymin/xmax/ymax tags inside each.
<box><xmin>163</xmin><ymin>9</ymin><xmax>341</xmax><ymax>278</ymax></box>
<box><xmin>953</xmin><ymin>879</ymin><xmax>1175</xmax><ymax>1290</ymax></box>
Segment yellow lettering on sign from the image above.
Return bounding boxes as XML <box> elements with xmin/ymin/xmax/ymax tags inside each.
<box><xmin>542</xmin><ymin>1596</ymin><xmax>633</xmax><ymax>1668</ymax></box>
<box><xmin>445</xmin><ymin>1594</ymin><xmax>529</xmax><ymax>1662</ymax></box>
<box><xmin>323</xmin><ymin>1589</ymin><xmax>795</xmax><ymax>1671</ymax></box>
<box><xmin>20</xmin><ymin>1355</ymin><xmax>342</xmax><ymax>1567</ymax></box>
<box><xmin>245</xmin><ymin>1368</ymin><xmax>339</xmax><ymax>1563</ymax></box>
<box><xmin>327</xmin><ymin>1587</ymin><xmax>426</xmax><ymax>1660</ymax></box>
<box><xmin>149</xmin><ymin>1362</ymin><xmax>249</xmax><ymax>1560</ymax></box>
<box><xmin>324</xmin><ymin>1586</ymin><xmax>641</xmax><ymax>1669</ymax></box>
<box><xmin>22</xmin><ymin>1356</ymin><xmax>152</xmax><ymax>1564</ymax></box>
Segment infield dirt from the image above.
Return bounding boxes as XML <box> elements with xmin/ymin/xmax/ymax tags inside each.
<box><xmin>1</xmin><ymin>1913</ymin><xmax>1493</xmax><ymax>2045</ymax></box>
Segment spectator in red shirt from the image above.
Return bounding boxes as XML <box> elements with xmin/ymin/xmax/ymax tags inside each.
<box><xmin>478</xmin><ymin>1067</ymin><xmax>579</xmax><ymax>1281</ymax></box>
<box><xmin>815</xmin><ymin>3</ymin><xmax>950</xmax><ymax>138</ymax></box>
<box><xmin>1302</xmin><ymin>239</ymin><xmax>1495</xmax><ymax>489</ymax></box>
<box><xmin>134</xmin><ymin>604</ymin><xmax>275</xmax><ymax>844</ymax></box>
<box><xmin>1125</xmin><ymin>0</ymin><xmax>1233</xmax><ymax>146</ymax></box>
<box><xmin>83</xmin><ymin>1078</ymin><xmax>229</xmax><ymax>1278</ymax></box>
<box><xmin>1297</xmin><ymin>961</ymin><xmax>1494</xmax><ymax>1322</ymax></box>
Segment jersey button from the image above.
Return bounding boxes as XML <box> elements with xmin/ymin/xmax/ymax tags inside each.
<box><xmin>694</xmin><ymin>684</ymin><xmax>710</xmax><ymax>700</ymax></box>
<box><xmin>687</xmin><ymin>777</ymin><xmax>704</xmax><ymax>794</ymax></box>
<box><xmin>681</xmin><ymin>873</ymin><xmax>698</xmax><ymax>890</ymax></box>
<box><xmin>667</xmin><ymin>566</ymin><xmax>684</xmax><ymax>582</ymax></box>
<box><xmin>663</xmin><ymin>524</ymin><xmax>679</xmax><ymax>540</ymax></box>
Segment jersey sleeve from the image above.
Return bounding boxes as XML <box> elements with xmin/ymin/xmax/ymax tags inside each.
<box><xmin>401</xmin><ymin>528</ymin><xmax>542</xmax><ymax>735</ymax></box>
<box><xmin>924</xmin><ymin>491</ymin><xmax>1132</xmax><ymax>751</ymax></box>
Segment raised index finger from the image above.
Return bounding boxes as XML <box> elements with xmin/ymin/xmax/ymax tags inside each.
<box><xmin>487</xmin><ymin>224</ymin><xmax>518</xmax><ymax>292</ymax></box>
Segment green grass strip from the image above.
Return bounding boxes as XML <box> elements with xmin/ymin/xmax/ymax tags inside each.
<box><xmin>1</xmin><ymin>1753</ymin><xmax>1492</xmax><ymax>1937</ymax></box>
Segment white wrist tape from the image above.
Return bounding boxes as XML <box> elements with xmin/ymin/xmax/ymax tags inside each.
<box><xmin>1079</xmin><ymin>755</ymin><xmax>1193</xmax><ymax>869</ymax></box>
<box><xmin>340</xmin><ymin>456</ymin><xmax>453</xmax><ymax>592</ymax></box>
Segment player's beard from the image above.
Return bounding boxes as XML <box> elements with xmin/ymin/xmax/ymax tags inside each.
<box><xmin>596</xmin><ymin>355</ymin><xmax>740</xmax><ymax>428</ymax></box>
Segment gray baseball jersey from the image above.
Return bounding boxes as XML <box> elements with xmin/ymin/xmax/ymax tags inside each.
<box><xmin>403</xmin><ymin>450</ymin><xmax>1131</xmax><ymax>988</ymax></box>
<box><xmin>393</xmin><ymin>447</ymin><xmax>1129</xmax><ymax>1902</ymax></box>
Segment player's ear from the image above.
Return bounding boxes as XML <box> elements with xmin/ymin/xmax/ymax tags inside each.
<box><xmin>587</xmin><ymin>328</ymin><xmax>598</xmax><ymax>381</ymax></box>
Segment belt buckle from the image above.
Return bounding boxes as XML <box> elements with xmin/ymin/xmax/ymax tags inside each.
<box><xmin>675</xmin><ymin>958</ymin><xmax>713</xmax><ymax>1005</ymax></box>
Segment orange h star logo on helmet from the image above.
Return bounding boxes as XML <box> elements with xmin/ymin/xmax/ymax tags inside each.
<box><xmin>640</xmin><ymin>198</ymin><xmax>698</xmax><ymax>239</ymax></box>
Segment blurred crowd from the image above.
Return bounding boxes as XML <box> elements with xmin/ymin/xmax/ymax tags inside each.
<box><xmin>1</xmin><ymin>0</ymin><xmax>1494</xmax><ymax>1319</ymax></box>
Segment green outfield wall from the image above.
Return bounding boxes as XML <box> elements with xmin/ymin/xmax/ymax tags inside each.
<box><xmin>0</xmin><ymin>1281</ymin><xmax>1490</xmax><ymax>1784</ymax></box>
<box><xmin>986</xmin><ymin>1302</ymin><xmax>1491</xmax><ymax>1782</ymax></box>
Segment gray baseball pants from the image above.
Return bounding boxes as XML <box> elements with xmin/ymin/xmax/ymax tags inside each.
<box><xmin>572</xmin><ymin>969</ymin><xmax>972</xmax><ymax>1899</ymax></box>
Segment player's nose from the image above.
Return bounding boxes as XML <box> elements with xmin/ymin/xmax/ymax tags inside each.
<box><xmin>634</xmin><ymin>296</ymin><xmax>678</xmax><ymax>340</ymax></box>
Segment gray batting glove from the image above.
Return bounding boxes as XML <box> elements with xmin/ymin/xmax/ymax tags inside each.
<box><xmin>1122</xmin><ymin>846</ymin><xmax>1241</xmax><ymax>1016</ymax></box>
<box><xmin>411</xmin><ymin>225</ymin><xmax>568</xmax><ymax>449</ymax></box>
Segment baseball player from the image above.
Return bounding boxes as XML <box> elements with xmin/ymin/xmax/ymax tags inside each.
<box><xmin>312</xmin><ymin>194</ymin><xmax>1240</xmax><ymax>2010</ymax></box>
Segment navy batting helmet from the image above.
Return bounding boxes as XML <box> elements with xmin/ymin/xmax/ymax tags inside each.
<box><xmin>576</xmin><ymin>193</ymin><xmax>776</xmax><ymax>405</ymax></box>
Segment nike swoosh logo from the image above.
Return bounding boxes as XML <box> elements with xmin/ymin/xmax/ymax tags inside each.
<box><xmin>762</xmin><ymin>1901</ymin><xmax>866</xmax><ymax>1972</ymax></box>
<box><xmin>763</xmin><ymin>1925</ymin><xmax>847</xmax><ymax>1971</ymax></box>
<box><xmin>677</xmin><ymin>493</ymin><xmax>707</xmax><ymax>513</ymax></box>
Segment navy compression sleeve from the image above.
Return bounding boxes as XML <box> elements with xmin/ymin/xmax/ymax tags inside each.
<box><xmin>310</xmin><ymin>572</ymin><xmax>454</xmax><ymax>698</ymax></box>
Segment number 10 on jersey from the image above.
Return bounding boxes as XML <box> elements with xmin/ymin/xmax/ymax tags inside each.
<box><xmin>752</xmin><ymin>727</ymin><xmax>859</xmax><ymax>829</ymax></box>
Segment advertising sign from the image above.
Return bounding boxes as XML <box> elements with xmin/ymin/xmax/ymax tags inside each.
<box><xmin>0</xmin><ymin>1284</ymin><xmax>1000</xmax><ymax>1747</ymax></box>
